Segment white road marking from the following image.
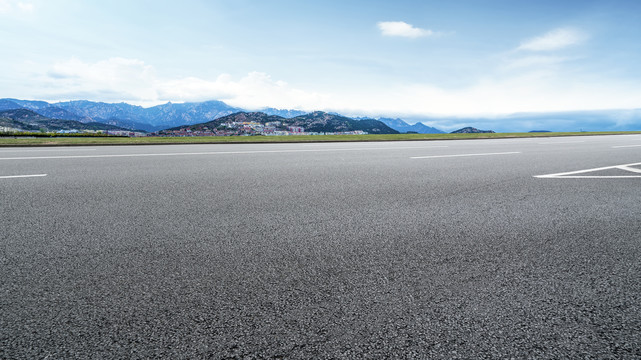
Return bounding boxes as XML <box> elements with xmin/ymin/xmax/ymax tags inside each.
<box><xmin>535</xmin><ymin>162</ymin><xmax>641</xmax><ymax>179</ymax></box>
<box><xmin>535</xmin><ymin>175</ymin><xmax>641</xmax><ymax>179</ymax></box>
<box><xmin>300</xmin><ymin>144</ymin><xmax>449</xmax><ymax>149</ymax></box>
<box><xmin>410</xmin><ymin>151</ymin><xmax>521</xmax><ymax>159</ymax></box>
<box><xmin>536</xmin><ymin>176</ymin><xmax>641</xmax><ymax>179</ymax></box>
<box><xmin>538</xmin><ymin>141</ymin><xmax>585</xmax><ymax>144</ymax></box>
<box><xmin>0</xmin><ymin>145</ymin><xmax>446</xmax><ymax>160</ymax></box>
<box><xmin>0</xmin><ymin>174</ymin><xmax>48</xmax><ymax>179</ymax></box>
<box><xmin>0</xmin><ymin>148</ymin><xmax>96</xmax><ymax>152</ymax></box>
<box><xmin>612</xmin><ymin>144</ymin><xmax>641</xmax><ymax>148</ymax></box>
<box><xmin>617</xmin><ymin>165</ymin><xmax>641</xmax><ymax>174</ymax></box>
<box><xmin>301</xmin><ymin>143</ymin><xmax>449</xmax><ymax>148</ymax></box>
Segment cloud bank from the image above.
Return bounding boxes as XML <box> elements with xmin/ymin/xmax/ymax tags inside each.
<box><xmin>32</xmin><ymin>50</ymin><xmax>641</xmax><ymax>120</ymax></box>
<box><xmin>42</xmin><ymin>57</ymin><xmax>329</xmax><ymax>110</ymax></box>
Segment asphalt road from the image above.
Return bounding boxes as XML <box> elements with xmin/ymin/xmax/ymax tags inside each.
<box><xmin>1</xmin><ymin>135</ymin><xmax>641</xmax><ymax>359</ymax></box>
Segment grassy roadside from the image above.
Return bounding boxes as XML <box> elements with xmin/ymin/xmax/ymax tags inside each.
<box><xmin>1</xmin><ymin>131</ymin><xmax>640</xmax><ymax>146</ymax></box>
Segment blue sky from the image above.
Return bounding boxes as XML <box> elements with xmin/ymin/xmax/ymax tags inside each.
<box><xmin>2</xmin><ymin>0</ymin><xmax>641</xmax><ymax>124</ymax></box>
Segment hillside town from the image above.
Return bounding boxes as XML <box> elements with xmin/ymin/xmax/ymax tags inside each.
<box><xmin>156</xmin><ymin>120</ymin><xmax>368</xmax><ymax>137</ymax></box>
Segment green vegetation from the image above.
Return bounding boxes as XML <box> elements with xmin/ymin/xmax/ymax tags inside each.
<box><xmin>1</xmin><ymin>131</ymin><xmax>640</xmax><ymax>147</ymax></box>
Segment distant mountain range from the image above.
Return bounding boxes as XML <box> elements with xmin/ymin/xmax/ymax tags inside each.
<box><xmin>5</xmin><ymin>97</ymin><xmax>636</xmax><ymax>133</ymax></box>
<box><xmin>376</xmin><ymin>118</ymin><xmax>444</xmax><ymax>134</ymax></box>
<box><xmin>0</xmin><ymin>109</ymin><xmax>133</xmax><ymax>132</ymax></box>
<box><xmin>261</xmin><ymin>108</ymin><xmax>308</xmax><ymax>118</ymax></box>
<box><xmin>0</xmin><ymin>98</ymin><xmax>242</xmax><ymax>132</ymax></box>
<box><xmin>0</xmin><ymin>98</ymin><xmax>444</xmax><ymax>133</ymax></box>
<box><xmin>168</xmin><ymin>111</ymin><xmax>399</xmax><ymax>134</ymax></box>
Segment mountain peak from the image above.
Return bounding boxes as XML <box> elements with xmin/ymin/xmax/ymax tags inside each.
<box><xmin>0</xmin><ymin>108</ymin><xmax>48</xmax><ymax>121</ymax></box>
<box><xmin>451</xmin><ymin>126</ymin><xmax>495</xmax><ymax>134</ymax></box>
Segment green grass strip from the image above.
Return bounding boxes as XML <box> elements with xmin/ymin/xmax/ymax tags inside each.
<box><xmin>1</xmin><ymin>131</ymin><xmax>640</xmax><ymax>147</ymax></box>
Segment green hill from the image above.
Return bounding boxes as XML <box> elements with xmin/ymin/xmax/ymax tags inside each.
<box><xmin>166</xmin><ymin>111</ymin><xmax>398</xmax><ymax>134</ymax></box>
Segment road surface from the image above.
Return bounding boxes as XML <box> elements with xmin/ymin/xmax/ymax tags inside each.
<box><xmin>1</xmin><ymin>135</ymin><xmax>640</xmax><ymax>358</ymax></box>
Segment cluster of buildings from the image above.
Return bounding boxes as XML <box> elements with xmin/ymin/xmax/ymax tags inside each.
<box><xmin>99</xmin><ymin>130</ymin><xmax>146</xmax><ymax>137</ymax></box>
<box><xmin>0</xmin><ymin>126</ymin><xmax>17</xmax><ymax>133</ymax></box>
<box><xmin>156</xmin><ymin>121</ymin><xmax>369</xmax><ymax>137</ymax></box>
<box><xmin>2</xmin><ymin>121</ymin><xmax>370</xmax><ymax>138</ymax></box>
<box><xmin>53</xmin><ymin>129</ymin><xmax>146</xmax><ymax>137</ymax></box>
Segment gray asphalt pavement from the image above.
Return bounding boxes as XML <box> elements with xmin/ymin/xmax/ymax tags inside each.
<box><xmin>1</xmin><ymin>135</ymin><xmax>641</xmax><ymax>358</ymax></box>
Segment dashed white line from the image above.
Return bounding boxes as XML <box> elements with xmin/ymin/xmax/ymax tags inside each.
<box><xmin>0</xmin><ymin>174</ymin><xmax>48</xmax><ymax>179</ymax></box>
<box><xmin>612</xmin><ymin>144</ymin><xmax>641</xmax><ymax>148</ymax></box>
<box><xmin>410</xmin><ymin>151</ymin><xmax>521</xmax><ymax>159</ymax></box>
<box><xmin>301</xmin><ymin>144</ymin><xmax>449</xmax><ymax>149</ymax></box>
<box><xmin>538</xmin><ymin>141</ymin><xmax>585</xmax><ymax>145</ymax></box>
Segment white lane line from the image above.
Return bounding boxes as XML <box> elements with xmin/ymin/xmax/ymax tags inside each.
<box><xmin>612</xmin><ymin>144</ymin><xmax>641</xmax><ymax>148</ymax></box>
<box><xmin>0</xmin><ymin>174</ymin><xmax>48</xmax><ymax>179</ymax></box>
<box><xmin>538</xmin><ymin>141</ymin><xmax>585</xmax><ymax>144</ymax></box>
<box><xmin>0</xmin><ymin>148</ymin><xmax>97</xmax><ymax>152</ymax></box>
<box><xmin>535</xmin><ymin>161</ymin><xmax>641</xmax><ymax>178</ymax></box>
<box><xmin>301</xmin><ymin>144</ymin><xmax>449</xmax><ymax>149</ymax></box>
<box><xmin>410</xmin><ymin>151</ymin><xmax>521</xmax><ymax>159</ymax></box>
<box><xmin>0</xmin><ymin>145</ymin><xmax>445</xmax><ymax>160</ymax></box>
<box><xmin>540</xmin><ymin>176</ymin><xmax>641</xmax><ymax>178</ymax></box>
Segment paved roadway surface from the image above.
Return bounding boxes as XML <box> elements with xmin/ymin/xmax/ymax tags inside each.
<box><xmin>1</xmin><ymin>135</ymin><xmax>640</xmax><ymax>359</ymax></box>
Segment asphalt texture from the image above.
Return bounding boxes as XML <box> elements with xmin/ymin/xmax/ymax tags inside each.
<box><xmin>1</xmin><ymin>135</ymin><xmax>641</xmax><ymax>359</ymax></box>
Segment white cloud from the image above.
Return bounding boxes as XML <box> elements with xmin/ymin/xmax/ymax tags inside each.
<box><xmin>517</xmin><ymin>28</ymin><xmax>586</xmax><ymax>51</ymax></box>
<box><xmin>0</xmin><ymin>0</ymin><xmax>34</xmax><ymax>14</ymax></box>
<box><xmin>44</xmin><ymin>57</ymin><xmax>159</xmax><ymax>102</ymax></box>
<box><xmin>158</xmin><ymin>71</ymin><xmax>329</xmax><ymax>110</ymax></box>
<box><xmin>377</xmin><ymin>21</ymin><xmax>434</xmax><ymax>38</ymax></box>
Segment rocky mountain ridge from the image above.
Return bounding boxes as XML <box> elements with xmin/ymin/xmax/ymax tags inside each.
<box><xmin>0</xmin><ymin>98</ymin><xmax>442</xmax><ymax>134</ymax></box>
<box><xmin>0</xmin><ymin>109</ymin><xmax>134</xmax><ymax>133</ymax></box>
<box><xmin>167</xmin><ymin>111</ymin><xmax>399</xmax><ymax>135</ymax></box>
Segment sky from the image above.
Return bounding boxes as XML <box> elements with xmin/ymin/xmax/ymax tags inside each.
<box><xmin>2</xmin><ymin>0</ymin><xmax>641</xmax><ymax>127</ymax></box>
